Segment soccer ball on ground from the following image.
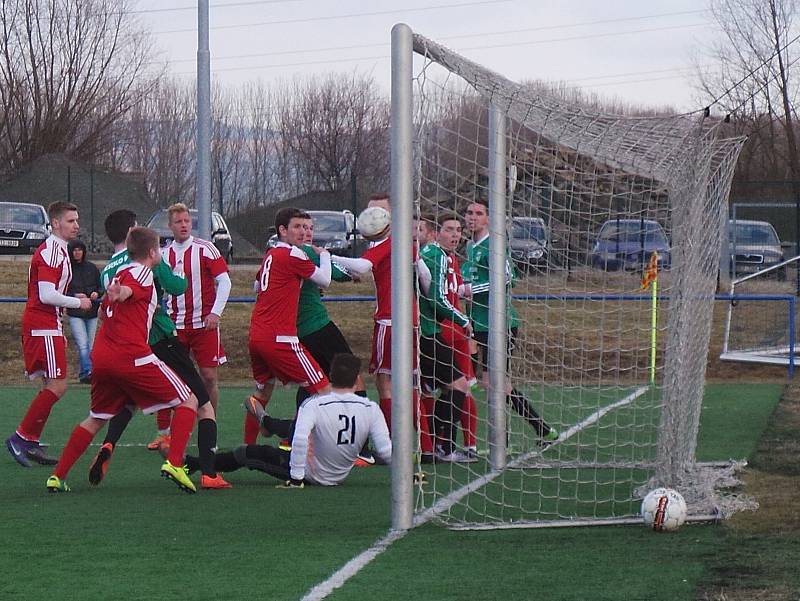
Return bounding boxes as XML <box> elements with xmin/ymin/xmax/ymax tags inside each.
<box><xmin>357</xmin><ymin>206</ymin><xmax>391</xmax><ymax>241</ymax></box>
<box><xmin>641</xmin><ymin>487</ymin><xmax>687</xmax><ymax>532</ymax></box>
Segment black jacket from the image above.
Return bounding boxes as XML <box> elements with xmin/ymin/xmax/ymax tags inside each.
<box><xmin>66</xmin><ymin>240</ymin><xmax>101</xmax><ymax>319</ymax></box>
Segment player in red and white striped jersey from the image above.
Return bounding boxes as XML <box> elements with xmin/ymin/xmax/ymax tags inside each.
<box><xmin>6</xmin><ymin>201</ymin><xmax>93</xmax><ymax>468</ymax></box>
<box><xmin>162</xmin><ymin>203</ymin><xmax>231</xmax><ymax>423</ymax></box>
<box><xmin>332</xmin><ymin>194</ymin><xmax>422</xmax><ymax>428</ymax></box>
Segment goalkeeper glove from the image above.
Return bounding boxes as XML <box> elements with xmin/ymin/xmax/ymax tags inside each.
<box><xmin>277</xmin><ymin>478</ymin><xmax>304</xmax><ymax>489</ymax></box>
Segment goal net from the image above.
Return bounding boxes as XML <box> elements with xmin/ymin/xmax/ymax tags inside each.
<box><xmin>396</xmin><ymin>29</ymin><xmax>750</xmax><ymax>529</ymax></box>
<box><xmin>721</xmin><ymin>256</ymin><xmax>800</xmax><ymax>368</ymax></box>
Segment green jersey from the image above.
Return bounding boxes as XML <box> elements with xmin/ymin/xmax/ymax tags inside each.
<box><xmin>296</xmin><ymin>245</ymin><xmax>351</xmax><ymax>339</ymax></box>
<box><xmin>461</xmin><ymin>234</ymin><xmax>519</xmax><ymax>332</ymax></box>
<box><xmin>418</xmin><ymin>242</ymin><xmax>470</xmax><ymax>338</ymax></box>
<box><xmin>100</xmin><ymin>249</ymin><xmax>188</xmax><ymax>345</ymax></box>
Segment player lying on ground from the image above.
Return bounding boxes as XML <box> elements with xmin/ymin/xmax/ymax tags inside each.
<box><xmin>46</xmin><ymin>227</ymin><xmax>203</xmax><ymax>494</ymax></box>
<box><xmin>192</xmin><ymin>353</ymin><xmax>391</xmax><ymax>487</ymax></box>
<box><xmin>90</xmin><ymin>209</ymin><xmax>230</xmax><ymax>489</ymax></box>
<box><xmin>294</xmin><ymin>213</ymin><xmax>377</xmax><ymax>465</ymax></box>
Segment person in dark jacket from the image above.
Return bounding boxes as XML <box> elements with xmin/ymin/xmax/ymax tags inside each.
<box><xmin>67</xmin><ymin>240</ymin><xmax>101</xmax><ymax>384</ymax></box>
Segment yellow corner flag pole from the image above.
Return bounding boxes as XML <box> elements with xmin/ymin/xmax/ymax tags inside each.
<box><xmin>649</xmin><ymin>277</ymin><xmax>657</xmax><ymax>384</ymax></box>
<box><xmin>641</xmin><ymin>252</ymin><xmax>659</xmax><ymax>384</ymax></box>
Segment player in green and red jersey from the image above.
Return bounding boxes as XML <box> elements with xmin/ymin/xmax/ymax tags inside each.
<box><xmin>418</xmin><ymin>213</ymin><xmax>475</xmax><ymax>463</ymax></box>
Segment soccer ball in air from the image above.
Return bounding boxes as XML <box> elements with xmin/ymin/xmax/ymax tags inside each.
<box><xmin>641</xmin><ymin>488</ymin><xmax>687</xmax><ymax>532</ymax></box>
<box><xmin>357</xmin><ymin>207</ymin><xmax>391</xmax><ymax>241</ymax></box>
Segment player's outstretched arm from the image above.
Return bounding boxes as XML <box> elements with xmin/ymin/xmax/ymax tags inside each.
<box><xmin>106</xmin><ymin>280</ymin><xmax>133</xmax><ymax>303</ymax></box>
<box><xmin>153</xmin><ymin>257</ymin><xmax>187</xmax><ymax>295</ymax></box>
<box><xmin>331</xmin><ymin>255</ymin><xmax>374</xmax><ymax>276</ymax></box>
<box><xmin>307</xmin><ymin>249</ymin><xmax>332</xmax><ymax>288</ymax></box>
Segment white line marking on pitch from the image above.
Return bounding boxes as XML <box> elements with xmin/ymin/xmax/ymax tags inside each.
<box><xmin>301</xmin><ymin>385</ymin><xmax>649</xmax><ymax>600</ymax></box>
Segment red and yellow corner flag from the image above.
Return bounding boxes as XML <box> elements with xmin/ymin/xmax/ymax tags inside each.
<box><xmin>640</xmin><ymin>252</ymin><xmax>659</xmax><ymax>290</ymax></box>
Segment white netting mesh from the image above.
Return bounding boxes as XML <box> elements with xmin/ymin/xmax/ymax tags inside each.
<box><xmin>409</xmin><ymin>32</ymin><xmax>749</xmax><ymax>528</ymax></box>
<box><xmin>721</xmin><ymin>256</ymin><xmax>800</xmax><ymax>366</ymax></box>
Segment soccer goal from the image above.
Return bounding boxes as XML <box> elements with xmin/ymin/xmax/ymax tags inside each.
<box><xmin>389</xmin><ymin>24</ymin><xmax>750</xmax><ymax>530</ymax></box>
<box><xmin>720</xmin><ymin>255</ymin><xmax>800</xmax><ymax>369</ymax></box>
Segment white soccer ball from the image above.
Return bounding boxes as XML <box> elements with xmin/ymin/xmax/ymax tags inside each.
<box><xmin>357</xmin><ymin>206</ymin><xmax>391</xmax><ymax>240</ymax></box>
<box><xmin>641</xmin><ymin>487</ymin><xmax>688</xmax><ymax>532</ymax></box>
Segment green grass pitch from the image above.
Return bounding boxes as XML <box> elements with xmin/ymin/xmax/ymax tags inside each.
<box><xmin>0</xmin><ymin>382</ymin><xmax>782</xmax><ymax>600</ymax></box>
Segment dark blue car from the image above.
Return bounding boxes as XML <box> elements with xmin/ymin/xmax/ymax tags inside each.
<box><xmin>591</xmin><ymin>218</ymin><xmax>671</xmax><ymax>271</ymax></box>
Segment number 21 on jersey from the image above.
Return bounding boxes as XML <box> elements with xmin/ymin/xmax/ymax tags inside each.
<box><xmin>337</xmin><ymin>414</ymin><xmax>356</xmax><ymax>445</ymax></box>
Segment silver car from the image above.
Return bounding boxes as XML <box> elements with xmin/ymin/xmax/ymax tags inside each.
<box><xmin>729</xmin><ymin>219</ymin><xmax>785</xmax><ymax>280</ymax></box>
<box><xmin>509</xmin><ymin>217</ymin><xmax>550</xmax><ymax>272</ymax></box>
<box><xmin>0</xmin><ymin>202</ymin><xmax>50</xmax><ymax>254</ymax></box>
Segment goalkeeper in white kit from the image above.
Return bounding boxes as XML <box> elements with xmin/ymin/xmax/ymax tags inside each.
<box><xmin>184</xmin><ymin>354</ymin><xmax>392</xmax><ymax>487</ymax></box>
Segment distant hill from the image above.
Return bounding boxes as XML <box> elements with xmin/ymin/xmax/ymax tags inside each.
<box><xmin>227</xmin><ymin>189</ymin><xmax>365</xmax><ymax>251</ymax></box>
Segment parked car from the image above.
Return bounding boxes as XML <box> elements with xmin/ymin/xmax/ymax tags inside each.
<box><xmin>509</xmin><ymin>217</ymin><xmax>551</xmax><ymax>271</ymax></box>
<box><xmin>0</xmin><ymin>201</ymin><xmax>50</xmax><ymax>254</ymax></box>
<box><xmin>145</xmin><ymin>209</ymin><xmax>234</xmax><ymax>263</ymax></box>
<box><xmin>729</xmin><ymin>219</ymin><xmax>785</xmax><ymax>280</ymax></box>
<box><xmin>268</xmin><ymin>209</ymin><xmax>364</xmax><ymax>256</ymax></box>
<box><xmin>590</xmin><ymin>218</ymin><xmax>671</xmax><ymax>271</ymax></box>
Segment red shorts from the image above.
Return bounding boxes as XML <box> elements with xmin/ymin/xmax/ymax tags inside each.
<box><xmin>176</xmin><ymin>327</ymin><xmax>227</xmax><ymax>368</ymax></box>
<box><xmin>90</xmin><ymin>354</ymin><xmax>192</xmax><ymax>419</ymax></box>
<box><xmin>22</xmin><ymin>334</ymin><xmax>67</xmax><ymax>380</ymax></box>
<box><xmin>439</xmin><ymin>320</ymin><xmax>477</xmax><ymax>385</ymax></box>
<box><xmin>369</xmin><ymin>323</ymin><xmax>418</xmax><ymax>375</ymax></box>
<box><xmin>249</xmin><ymin>336</ymin><xmax>329</xmax><ymax>393</ymax></box>
<box><xmin>370</xmin><ymin>323</ymin><xmax>392</xmax><ymax>374</ymax></box>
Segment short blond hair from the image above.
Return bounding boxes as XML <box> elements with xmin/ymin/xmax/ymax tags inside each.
<box><xmin>167</xmin><ymin>202</ymin><xmax>190</xmax><ymax>224</ymax></box>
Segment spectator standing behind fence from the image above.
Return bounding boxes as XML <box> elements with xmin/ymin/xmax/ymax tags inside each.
<box><xmin>66</xmin><ymin>240</ymin><xmax>101</xmax><ymax>384</ymax></box>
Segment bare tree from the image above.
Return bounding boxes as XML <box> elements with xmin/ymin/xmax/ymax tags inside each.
<box><xmin>277</xmin><ymin>73</ymin><xmax>389</xmax><ymax>195</ymax></box>
<box><xmin>241</xmin><ymin>81</ymin><xmax>282</xmax><ymax>210</ymax></box>
<box><xmin>114</xmin><ymin>78</ymin><xmax>196</xmax><ymax>207</ymax></box>
<box><xmin>694</xmin><ymin>0</ymin><xmax>800</xmax><ymax>183</ymax></box>
<box><xmin>0</xmin><ymin>0</ymin><xmax>157</xmax><ymax>171</ymax></box>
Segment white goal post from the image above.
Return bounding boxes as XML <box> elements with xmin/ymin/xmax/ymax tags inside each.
<box><xmin>390</xmin><ymin>23</ymin><xmax>750</xmax><ymax>530</ymax></box>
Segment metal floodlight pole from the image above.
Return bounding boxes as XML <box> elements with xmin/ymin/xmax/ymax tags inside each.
<box><xmin>390</xmin><ymin>22</ymin><xmax>414</xmax><ymax>532</ymax></box>
<box><xmin>488</xmin><ymin>103</ymin><xmax>508</xmax><ymax>470</ymax></box>
<box><xmin>196</xmin><ymin>0</ymin><xmax>212</xmax><ymax>240</ymax></box>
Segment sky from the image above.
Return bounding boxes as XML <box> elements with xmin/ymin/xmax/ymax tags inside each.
<box><xmin>135</xmin><ymin>0</ymin><xmax>718</xmax><ymax>113</ymax></box>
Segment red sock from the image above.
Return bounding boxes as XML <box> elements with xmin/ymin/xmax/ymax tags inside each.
<box><xmin>54</xmin><ymin>425</ymin><xmax>94</xmax><ymax>480</ymax></box>
<box><xmin>243</xmin><ymin>396</ymin><xmax>267</xmax><ymax>444</ymax></box>
<box><xmin>379</xmin><ymin>398</ymin><xmax>392</xmax><ymax>433</ymax></box>
<box><xmin>156</xmin><ymin>408</ymin><xmax>172</xmax><ymax>433</ymax></box>
<box><xmin>167</xmin><ymin>405</ymin><xmax>197</xmax><ymax>467</ymax></box>
<box><xmin>419</xmin><ymin>394</ymin><xmax>435</xmax><ymax>454</ymax></box>
<box><xmin>18</xmin><ymin>389</ymin><xmax>60</xmax><ymax>441</ymax></box>
<box><xmin>462</xmin><ymin>394</ymin><xmax>477</xmax><ymax>448</ymax></box>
